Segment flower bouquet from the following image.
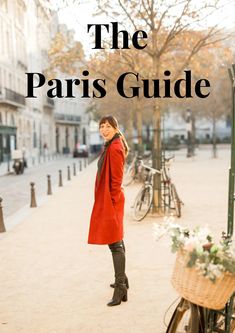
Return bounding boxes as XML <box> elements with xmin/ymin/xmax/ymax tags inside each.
<box><xmin>154</xmin><ymin>218</ymin><xmax>235</xmax><ymax>310</ymax></box>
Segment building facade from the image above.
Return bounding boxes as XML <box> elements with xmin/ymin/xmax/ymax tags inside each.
<box><xmin>0</xmin><ymin>0</ymin><xmax>90</xmax><ymax>164</ymax></box>
<box><xmin>53</xmin><ymin>24</ymin><xmax>90</xmax><ymax>155</ymax></box>
<box><xmin>0</xmin><ymin>0</ymin><xmax>26</xmax><ymax>162</ymax></box>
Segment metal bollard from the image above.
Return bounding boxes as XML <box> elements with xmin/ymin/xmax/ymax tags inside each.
<box><xmin>79</xmin><ymin>160</ymin><xmax>82</xmax><ymax>172</ymax></box>
<box><xmin>67</xmin><ymin>166</ymin><xmax>71</xmax><ymax>181</ymax></box>
<box><xmin>47</xmin><ymin>175</ymin><xmax>52</xmax><ymax>195</ymax></box>
<box><xmin>59</xmin><ymin>170</ymin><xmax>63</xmax><ymax>187</ymax></box>
<box><xmin>73</xmin><ymin>163</ymin><xmax>76</xmax><ymax>176</ymax></box>
<box><xmin>0</xmin><ymin>197</ymin><xmax>6</xmax><ymax>233</ymax></box>
<box><xmin>30</xmin><ymin>182</ymin><xmax>37</xmax><ymax>208</ymax></box>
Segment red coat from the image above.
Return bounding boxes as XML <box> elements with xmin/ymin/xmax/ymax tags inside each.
<box><xmin>88</xmin><ymin>137</ymin><xmax>125</xmax><ymax>245</ymax></box>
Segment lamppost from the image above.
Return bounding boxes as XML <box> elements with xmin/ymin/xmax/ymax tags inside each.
<box><xmin>186</xmin><ymin>109</ymin><xmax>193</xmax><ymax>157</ymax></box>
<box><xmin>227</xmin><ymin>63</ymin><xmax>235</xmax><ymax>237</ymax></box>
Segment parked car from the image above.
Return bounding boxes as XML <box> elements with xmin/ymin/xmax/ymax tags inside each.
<box><xmin>73</xmin><ymin>144</ymin><xmax>89</xmax><ymax>158</ymax></box>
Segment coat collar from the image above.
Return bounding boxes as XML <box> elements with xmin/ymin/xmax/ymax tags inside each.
<box><xmin>97</xmin><ymin>133</ymin><xmax>121</xmax><ymax>181</ymax></box>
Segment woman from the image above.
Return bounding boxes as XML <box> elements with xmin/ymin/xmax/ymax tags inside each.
<box><xmin>88</xmin><ymin>115</ymin><xmax>129</xmax><ymax>307</ymax></box>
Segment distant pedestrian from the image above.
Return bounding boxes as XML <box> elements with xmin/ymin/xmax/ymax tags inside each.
<box><xmin>88</xmin><ymin>115</ymin><xmax>129</xmax><ymax>306</ymax></box>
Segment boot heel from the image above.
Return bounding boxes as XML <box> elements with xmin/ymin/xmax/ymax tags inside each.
<box><xmin>125</xmin><ymin>276</ymin><xmax>129</xmax><ymax>289</ymax></box>
<box><xmin>122</xmin><ymin>293</ymin><xmax>128</xmax><ymax>302</ymax></box>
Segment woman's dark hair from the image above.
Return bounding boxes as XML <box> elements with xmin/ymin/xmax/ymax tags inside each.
<box><xmin>99</xmin><ymin>115</ymin><xmax>129</xmax><ymax>157</ymax></box>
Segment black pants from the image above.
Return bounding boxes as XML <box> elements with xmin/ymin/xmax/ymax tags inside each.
<box><xmin>108</xmin><ymin>240</ymin><xmax>126</xmax><ymax>284</ymax></box>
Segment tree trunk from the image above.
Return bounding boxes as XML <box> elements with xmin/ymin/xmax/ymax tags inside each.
<box><xmin>191</xmin><ymin>112</ymin><xmax>196</xmax><ymax>156</ymax></box>
<box><xmin>152</xmin><ymin>48</ymin><xmax>162</xmax><ymax>213</ymax></box>
<box><xmin>136</xmin><ymin>99</ymin><xmax>143</xmax><ymax>156</ymax></box>
<box><xmin>212</xmin><ymin>115</ymin><xmax>217</xmax><ymax>158</ymax></box>
<box><xmin>126</xmin><ymin>107</ymin><xmax>134</xmax><ymax>153</ymax></box>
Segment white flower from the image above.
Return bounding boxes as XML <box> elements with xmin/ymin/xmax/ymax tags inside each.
<box><xmin>153</xmin><ymin>219</ymin><xmax>235</xmax><ymax>281</ymax></box>
<box><xmin>194</xmin><ymin>225</ymin><xmax>212</xmax><ymax>243</ymax></box>
<box><xmin>153</xmin><ymin>223</ymin><xmax>168</xmax><ymax>241</ymax></box>
<box><xmin>184</xmin><ymin>237</ymin><xmax>198</xmax><ymax>252</ymax></box>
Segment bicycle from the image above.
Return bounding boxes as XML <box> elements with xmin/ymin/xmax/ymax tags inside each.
<box><xmin>165</xmin><ymin>64</ymin><xmax>235</xmax><ymax>333</ymax></box>
<box><xmin>166</xmin><ymin>294</ymin><xmax>235</xmax><ymax>332</ymax></box>
<box><xmin>123</xmin><ymin>154</ymin><xmax>139</xmax><ymax>186</ymax></box>
<box><xmin>123</xmin><ymin>153</ymin><xmax>150</xmax><ymax>186</ymax></box>
<box><xmin>132</xmin><ymin>157</ymin><xmax>183</xmax><ymax>221</ymax></box>
<box><xmin>165</xmin><ymin>232</ymin><xmax>235</xmax><ymax>332</ymax></box>
<box><xmin>161</xmin><ymin>156</ymin><xmax>182</xmax><ymax>218</ymax></box>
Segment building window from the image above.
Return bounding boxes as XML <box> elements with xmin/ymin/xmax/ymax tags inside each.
<box><xmin>9</xmin><ymin>73</ymin><xmax>12</xmax><ymax>90</ymax></box>
<box><xmin>6</xmin><ymin>30</ymin><xmax>11</xmax><ymax>56</ymax></box>
<box><xmin>56</xmin><ymin>127</ymin><xmax>60</xmax><ymax>153</ymax></box>
<box><xmin>16</xmin><ymin>1</ymin><xmax>25</xmax><ymax>28</ymax></box>
<box><xmin>10</xmin><ymin>115</ymin><xmax>15</xmax><ymax>126</ymax></box>
<box><xmin>18</xmin><ymin>78</ymin><xmax>20</xmax><ymax>93</ymax></box>
<box><xmin>3</xmin><ymin>69</ymin><xmax>6</xmax><ymax>86</ymax></box>
<box><xmin>33</xmin><ymin>121</ymin><xmax>37</xmax><ymax>148</ymax></box>
<box><xmin>226</xmin><ymin>114</ymin><xmax>231</xmax><ymax>128</ymax></box>
<box><xmin>74</xmin><ymin>127</ymin><xmax>78</xmax><ymax>147</ymax></box>
<box><xmin>1</xmin><ymin>0</ymin><xmax>8</xmax><ymax>12</ymax></box>
<box><xmin>65</xmin><ymin>127</ymin><xmax>69</xmax><ymax>148</ymax></box>
<box><xmin>82</xmin><ymin>128</ymin><xmax>86</xmax><ymax>145</ymax></box>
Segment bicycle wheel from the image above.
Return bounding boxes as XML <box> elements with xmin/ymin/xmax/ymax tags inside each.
<box><xmin>170</xmin><ymin>184</ymin><xmax>181</xmax><ymax>218</ymax></box>
<box><xmin>212</xmin><ymin>300</ymin><xmax>235</xmax><ymax>332</ymax></box>
<box><xmin>213</xmin><ymin>314</ymin><xmax>235</xmax><ymax>332</ymax></box>
<box><xmin>161</xmin><ymin>181</ymin><xmax>171</xmax><ymax>214</ymax></box>
<box><xmin>166</xmin><ymin>299</ymin><xmax>206</xmax><ymax>333</ymax></box>
<box><xmin>166</xmin><ymin>299</ymin><xmax>191</xmax><ymax>333</ymax></box>
<box><xmin>123</xmin><ymin>165</ymin><xmax>135</xmax><ymax>186</ymax></box>
<box><xmin>133</xmin><ymin>184</ymin><xmax>153</xmax><ymax>221</ymax></box>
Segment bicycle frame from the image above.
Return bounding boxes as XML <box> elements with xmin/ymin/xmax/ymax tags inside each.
<box><xmin>161</xmin><ymin>160</ymin><xmax>173</xmax><ymax>213</ymax></box>
<box><xmin>139</xmin><ymin>159</ymin><xmax>181</xmax><ymax>217</ymax></box>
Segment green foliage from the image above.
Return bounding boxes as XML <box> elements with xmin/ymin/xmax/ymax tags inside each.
<box><xmin>154</xmin><ymin>221</ymin><xmax>235</xmax><ymax>282</ymax></box>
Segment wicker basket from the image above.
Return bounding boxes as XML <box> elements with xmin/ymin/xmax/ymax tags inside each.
<box><xmin>171</xmin><ymin>250</ymin><xmax>235</xmax><ymax>310</ymax></box>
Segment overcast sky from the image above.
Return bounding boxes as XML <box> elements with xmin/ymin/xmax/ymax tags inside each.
<box><xmin>57</xmin><ymin>0</ymin><xmax>235</xmax><ymax>57</ymax></box>
<box><xmin>57</xmin><ymin>1</ymin><xmax>108</xmax><ymax>56</ymax></box>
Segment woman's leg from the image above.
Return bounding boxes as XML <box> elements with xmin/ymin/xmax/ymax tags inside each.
<box><xmin>109</xmin><ymin>240</ymin><xmax>129</xmax><ymax>289</ymax></box>
<box><xmin>108</xmin><ymin>240</ymin><xmax>126</xmax><ymax>285</ymax></box>
<box><xmin>107</xmin><ymin>240</ymin><xmax>128</xmax><ymax>306</ymax></box>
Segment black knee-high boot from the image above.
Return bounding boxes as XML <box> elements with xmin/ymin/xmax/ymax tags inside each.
<box><xmin>110</xmin><ymin>240</ymin><xmax>129</xmax><ymax>289</ymax></box>
<box><xmin>107</xmin><ymin>241</ymin><xmax>128</xmax><ymax>306</ymax></box>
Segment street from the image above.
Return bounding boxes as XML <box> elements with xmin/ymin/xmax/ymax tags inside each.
<box><xmin>0</xmin><ymin>144</ymin><xmax>233</xmax><ymax>333</ymax></box>
<box><xmin>0</xmin><ymin>156</ymin><xmax>88</xmax><ymax>219</ymax></box>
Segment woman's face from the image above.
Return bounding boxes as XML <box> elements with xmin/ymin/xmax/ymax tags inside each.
<box><xmin>99</xmin><ymin>121</ymin><xmax>117</xmax><ymax>141</ymax></box>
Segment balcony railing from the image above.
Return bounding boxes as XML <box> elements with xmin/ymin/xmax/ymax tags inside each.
<box><xmin>55</xmin><ymin>113</ymin><xmax>81</xmax><ymax>124</ymax></box>
<box><xmin>0</xmin><ymin>86</ymin><xmax>25</xmax><ymax>107</ymax></box>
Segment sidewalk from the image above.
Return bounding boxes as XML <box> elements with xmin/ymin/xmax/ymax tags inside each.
<box><xmin>0</xmin><ymin>161</ymin><xmax>11</xmax><ymax>176</ymax></box>
<box><xmin>0</xmin><ymin>154</ymin><xmax>68</xmax><ymax>177</ymax></box>
<box><xmin>0</xmin><ymin>147</ymin><xmax>231</xmax><ymax>333</ymax></box>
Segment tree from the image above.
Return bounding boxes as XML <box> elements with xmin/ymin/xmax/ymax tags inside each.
<box><xmin>87</xmin><ymin>49</ymin><xmax>153</xmax><ymax>152</ymax></box>
<box><xmin>95</xmin><ymin>0</ymin><xmax>235</xmax><ymax>212</ymax></box>
<box><xmin>174</xmin><ymin>43</ymin><xmax>233</xmax><ymax>158</ymax></box>
<box><xmin>47</xmin><ymin>0</ymin><xmax>235</xmax><ymax>213</ymax></box>
<box><xmin>46</xmin><ymin>31</ymin><xmax>84</xmax><ymax>78</ymax></box>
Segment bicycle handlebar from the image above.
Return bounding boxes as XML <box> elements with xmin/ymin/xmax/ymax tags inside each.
<box><xmin>139</xmin><ymin>160</ymin><xmax>161</xmax><ymax>175</ymax></box>
<box><xmin>164</xmin><ymin>154</ymin><xmax>175</xmax><ymax>163</ymax></box>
